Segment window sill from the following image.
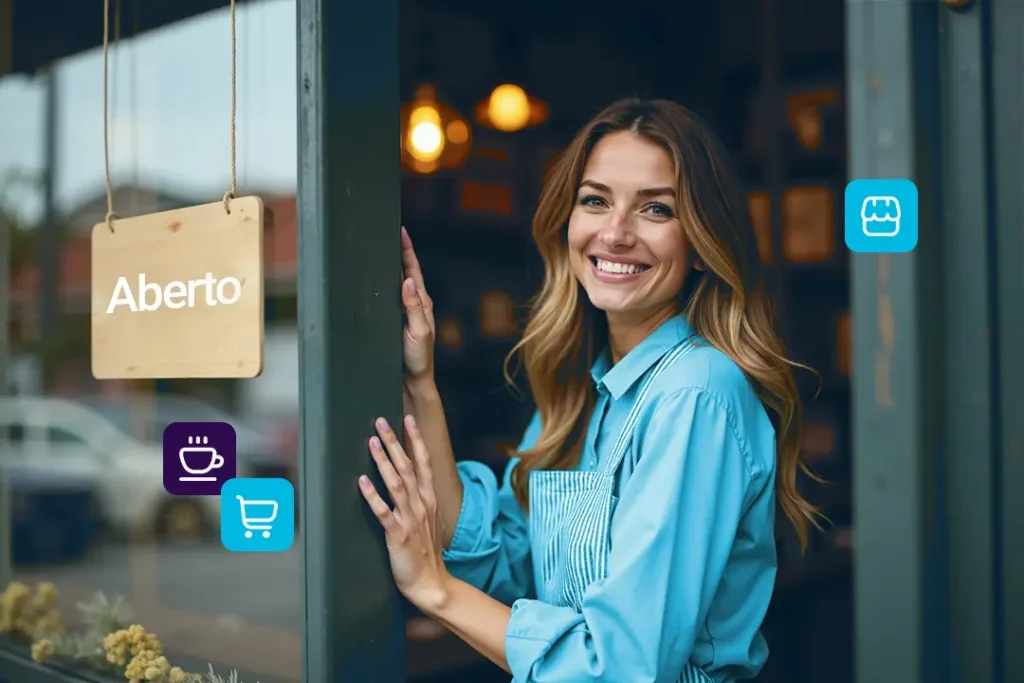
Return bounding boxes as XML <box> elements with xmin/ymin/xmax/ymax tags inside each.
<box><xmin>0</xmin><ymin>641</ymin><xmax>119</xmax><ymax>683</ymax></box>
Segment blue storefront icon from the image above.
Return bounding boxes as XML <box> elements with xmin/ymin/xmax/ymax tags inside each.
<box><xmin>845</xmin><ymin>179</ymin><xmax>918</xmax><ymax>253</ymax></box>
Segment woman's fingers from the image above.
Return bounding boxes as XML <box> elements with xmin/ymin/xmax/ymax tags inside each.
<box><xmin>403</xmin><ymin>278</ymin><xmax>432</xmax><ymax>342</ymax></box>
<box><xmin>358</xmin><ymin>475</ymin><xmax>398</xmax><ymax>532</ymax></box>
<box><xmin>368</xmin><ymin>433</ymin><xmax>409</xmax><ymax>514</ymax></box>
<box><xmin>375</xmin><ymin>417</ymin><xmax>426</xmax><ymax>517</ymax></box>
<box><xmin>401</xmin><ymin>227</ymin><xmax>427</xmax><ymax>293</ymax></box>
<box><xmin>401</xmin><ymin>227</ymin><xmax>434</xmax><ymax>330</ymax></box>
<box><xmin>404</xmin><ymin>415</ymin><xmax>435</xmax><ymax>501</ymax></box>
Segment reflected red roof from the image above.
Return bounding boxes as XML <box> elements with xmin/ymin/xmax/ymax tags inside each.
<box><xmin>10</xmin><ymin>195</ymin><xmax>297</xmax><ymax>304</ymax></box>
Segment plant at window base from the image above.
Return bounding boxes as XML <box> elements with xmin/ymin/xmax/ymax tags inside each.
<box><xmin>39</xmin><ymin>590</ymin><xmax>136</xmax><ymax>670</ymax></box>
<box><xmin>0</xmin><ymin>581</ymin><xmax>64</xmax><ymax>642</ymax></box>
<box><xmin>200</xmin><ymin>665</ymin><xmax>259</xmax><ymax>683</ymax></box>
<box><xmin>102</xmin><ymin>624</ymin><xmax>205</xmax><ymax>682</ymax></box>
<box><xmin>0</xmin><ymin>582</ymin><xmax>257</xmax><ymax>683</ymax></box>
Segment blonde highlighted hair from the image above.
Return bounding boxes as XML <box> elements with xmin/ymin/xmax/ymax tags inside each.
<box><xmin>505</xmin><ymin>98</ymin><xmax>820</xmax><ymax>550</ymax></box>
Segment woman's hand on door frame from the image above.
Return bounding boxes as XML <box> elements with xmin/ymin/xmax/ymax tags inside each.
<box><xmin>401</xmin><ymin>227</ymin><xmax>436</xmax><ymax>390</ymax></box>
<box><xmin>359</xmin><ymin>414</ymin><xmax>451</xmax><ymax>610</ymax></box>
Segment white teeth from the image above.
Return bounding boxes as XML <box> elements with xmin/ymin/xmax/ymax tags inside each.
<box><xmin>595</xmin><ymin>258</ymin><xmax>646</xmax><ymax>275</ymax></box>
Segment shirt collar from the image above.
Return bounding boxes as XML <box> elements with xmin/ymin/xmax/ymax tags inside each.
<box><xmin>590</xmin><ymin>314</ymin><xmax>695</xmax><ymax>400</ymax></box>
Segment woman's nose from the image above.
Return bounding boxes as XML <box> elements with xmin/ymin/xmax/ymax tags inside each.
<box><xmin>599</xmin><ymin>212</ymin><xmax>636</xmax><ymax>247</ymax></box>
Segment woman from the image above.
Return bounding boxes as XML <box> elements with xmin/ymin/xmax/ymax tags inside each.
<box><xmin>358</xmin><ymin>98</ymin><xmax>819</xmax><ymax>682</ymax></box>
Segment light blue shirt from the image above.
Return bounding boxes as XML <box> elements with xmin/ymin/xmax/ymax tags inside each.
<box><xmin>442</xmin><ymin>314</ymin><xmax>778</xmax><ymax>682</ymax></box>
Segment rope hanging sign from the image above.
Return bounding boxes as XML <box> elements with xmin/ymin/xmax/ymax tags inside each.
<box><xmin>91</xmin><ymin>0</ymin><xmax>264</xmax><ymax>379</ymax></box>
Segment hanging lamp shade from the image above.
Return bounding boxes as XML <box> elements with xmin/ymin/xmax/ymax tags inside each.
<box><xmin>474</xmin><ymin>83</ymin><xmax>548</xmax><ymax>133</ymax></box>
<box><xmin>400</xmin><ymin>85</ymin><xmax>473</xmax><ymax>174</ymax></box>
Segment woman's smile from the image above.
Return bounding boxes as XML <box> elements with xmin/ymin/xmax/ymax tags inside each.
<box><xmin>589</xmin><ymin>255</ymin><xmax>652</xmax><ymax>283</ymax></box>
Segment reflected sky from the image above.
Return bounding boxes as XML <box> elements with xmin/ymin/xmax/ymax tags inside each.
<box><xmin>0</xmin><ymin>0</ymin><xmax>297</xmax><ymax>225</ymax></box>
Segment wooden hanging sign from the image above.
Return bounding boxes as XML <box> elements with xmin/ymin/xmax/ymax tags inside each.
<box><xmin>91</xmin><ymin>197</ymin><xmax>265</xmax><ymax>379</ymax></box>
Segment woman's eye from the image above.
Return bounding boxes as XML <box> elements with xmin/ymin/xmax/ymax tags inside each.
<box><xmin>644</xmin><ymin>202</ymin><xmax>675</xmax><ymax>218</ymax></box>
<box><xmin>578</xmin><ymin>194</ymin><xmax>607</xmax><ymax>208</ymax></box>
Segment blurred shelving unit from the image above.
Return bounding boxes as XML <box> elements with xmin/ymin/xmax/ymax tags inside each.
<box><xmin>398</xmin><ymin>1</ymin><xmax>853</xmax><ymax>680</ymax></box>
<box><xmin>702</xmin><ymin>2</ymin><xmax>852</xmax><ymax>680</ymax></box>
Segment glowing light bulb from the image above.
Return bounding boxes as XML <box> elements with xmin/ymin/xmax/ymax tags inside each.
<box><xmin>487</xmin><ymin>84</ymin><xmax>530</xmax><ymax>132</ymax></box>
<box><xmin>407</xmin><ymin>105</ymin><xmax>445</xmax><ymax>162</ymax></box>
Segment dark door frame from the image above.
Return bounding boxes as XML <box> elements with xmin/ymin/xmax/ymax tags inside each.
<box><xmin>295</xmin><ymin>0</ymin><xmax>407</xmax><ymax>681</ymax></box>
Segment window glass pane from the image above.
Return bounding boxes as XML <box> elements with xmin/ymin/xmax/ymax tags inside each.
<box><xmin>0</xmin><ymin>2</ymin><xmax>300</xmax><ymax>682</ymax></box>
<box><xmin>42</xmin><ymin>428</ymin><xmax>88</xmax><ymax>446</ymax></box>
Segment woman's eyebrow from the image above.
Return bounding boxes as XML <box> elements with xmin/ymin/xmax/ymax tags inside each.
<box><xmin>577</xmin><ymin>179</ymin><xmax>676</xmax><ymax>199</ymax></box>
<box><xmin>578</xmin><ymin>179</ymin><xmax>611</xmax><ymax>193</ymax></box>
<box><xmin>637</xmin><ymin>186</ymin><xmax>676</xmax><ymax>198</ymax></box>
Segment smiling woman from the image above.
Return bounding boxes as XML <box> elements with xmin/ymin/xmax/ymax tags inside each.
<box><xmin>371</xmin><ymin>98</ymin><xmax>821</xmax><ymax>683</ymax></box>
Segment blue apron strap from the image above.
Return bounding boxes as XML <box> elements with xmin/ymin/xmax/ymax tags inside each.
<box><xmin>601</xmin><ymin>337</ymin><xmax>694</xmax><ymax>476</ymax></box>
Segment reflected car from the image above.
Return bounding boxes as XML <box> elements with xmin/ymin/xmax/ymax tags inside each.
<box><xmin>0</xmin><ymin>396</ymin><xmax>239</xmax><ymax>542</ymax></box>
<box><xmin>4</xmin><ymin>458</ymin><xmax>105</xmax><ymax>566</ymax></box>
<box><xmin>82</xmin><ymin>395</ymin><xmax>291</xmax><ymax>478</ymax></box>
<box><xmin>240</xmin><ymin>410</ymin><xmax>298</xmax><ymax>483</ymax></box>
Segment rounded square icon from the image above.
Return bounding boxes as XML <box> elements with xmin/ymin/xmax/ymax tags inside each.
<box><xmin>845</xmin><ymin>179</ymin><xmax>918</xmax><ymax>253</ymax></box>
<box><xmin>220</xmin><ymin>478</ymin><xmax>295</xmax><ymax>553</ymax></box>
<box><xmin>163</xmin><ymin>422</ymin><xmax>237</xmax><ymax>496</ymax></box>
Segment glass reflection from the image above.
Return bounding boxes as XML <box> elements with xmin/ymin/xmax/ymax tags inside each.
<box><xmin>0</xmin><ymin>1</ymin><xmax>300</xmax><ymax>681</ymax></box>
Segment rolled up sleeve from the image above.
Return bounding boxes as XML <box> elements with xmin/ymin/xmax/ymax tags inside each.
<box><xmin>504</xmin><ymin>389</ymin><xmax>754</xmax><ymax>682</ymax></box>
<box><xmin>442</xmin><ymin>413</ymin><xmax>541</xmax><ymax>605</ymax></box>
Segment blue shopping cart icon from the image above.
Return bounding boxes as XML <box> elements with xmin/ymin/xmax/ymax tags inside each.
<box><xmin>220</xmin><ymin>478</ymin><xmax>294</xmax><ymax>552</ymax></box>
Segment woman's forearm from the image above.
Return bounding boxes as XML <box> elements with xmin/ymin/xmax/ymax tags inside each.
<box><xmin>404</xmin><ymin>379</ymin><xmax>464</xmax><ymax>548</ymax></box>
<box><xmin>419</xmin><ymin>576</ymin><xmax>512</xmax><ymax>674</ymax></box>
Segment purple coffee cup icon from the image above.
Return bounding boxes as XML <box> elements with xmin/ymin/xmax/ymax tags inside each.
<box><xmin>163</xmin><ymin>422</ymin><xmax>236</xmax><ymax>496</ymax></box>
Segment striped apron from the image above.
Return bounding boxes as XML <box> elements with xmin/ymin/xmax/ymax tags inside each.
<box><xmin>527</xmin><ymin>338</ymin><xmax>713</xmax><ymax>683</ymax></box>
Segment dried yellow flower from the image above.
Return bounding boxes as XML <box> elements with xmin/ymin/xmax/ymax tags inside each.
<box><xmin>167</xmin><ymin>667</ymin><xmax>205</xmax><ymax>683</ymax></box>
<box><xmin>32</xmin><ymin>582</ymin><xmax>58</xmax><ymax>608</ymax></box>
<box><xmin>105</xmin><ymin>622</ymin><xmax>166</xmax><ymax>673</ymax></box>
<box><xmin>0</xmin><ymin>581</ymin><xmax>65</xmax><ymax>641</ymax></box>
<box><xmin>0</xmin><ymin>581</ymin><xmax>30</xmax><ymax>634</ymax></box>
<box><xmin>115</xmin><ymin>627</ymin><xmax>174</xmax><ymax>683</ymax></box>
<box><xmin>1</xmin><ymin>581</ymin><xmax>29</xmax><ymax>602</ymax></box>
<box><xmin>124</xmin><ymin>650</ymin><xmax>156</xmax><ymax>680</ymax></box>
<box><xmin>105</xmin><ymin>629</ymin><xmax>132</xmax><ymax>666</ymax></box>
<box><xmin>30</xmin><ymin>638</ymin><xmax>55</xmax><ymax>663</ymax></box>
<box><xmin>127</xmin><ymin>623</ymin><xmax>163</xmax><ymax>656</ymax></box>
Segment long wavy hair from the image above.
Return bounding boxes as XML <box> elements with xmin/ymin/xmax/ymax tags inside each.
<box><xmin>505</xmin><ymin>98</ymin><xmax>820</xmax><ymax>550</ymax></box>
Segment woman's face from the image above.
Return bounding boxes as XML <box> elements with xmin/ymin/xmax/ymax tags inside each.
<box><xmin>567</xmin><ymin>131</ymin><xmax>691</xmax><ymax>321</ymax></box>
